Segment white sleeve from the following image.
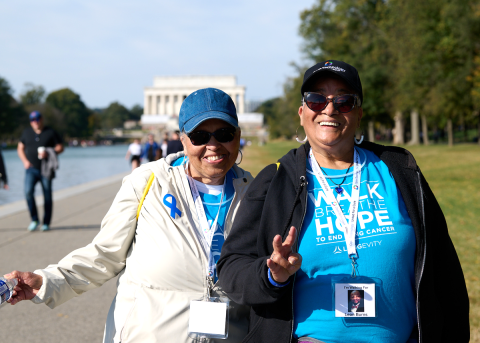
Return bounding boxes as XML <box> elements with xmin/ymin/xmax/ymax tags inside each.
<box><xmin>30</xmin><ymin>169</ymin><xmax>152</xmax><ymax>308</ymax></box>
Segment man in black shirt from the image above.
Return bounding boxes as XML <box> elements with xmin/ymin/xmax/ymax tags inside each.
<box><xmin>18</xmin><ymin>111</ymin><xmax>63</xmax><ymax>231</ymax></box>
<box><xmin>166</xmin><ymin>130</ymin><xmax>184</xmax><ymax>156</ymax></box>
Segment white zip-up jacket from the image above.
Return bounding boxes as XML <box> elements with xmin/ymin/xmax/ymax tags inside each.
<box><xmin>31</xmin><ymin>152</ymin><xmax>253</xmax><ymax>342</ymax></box>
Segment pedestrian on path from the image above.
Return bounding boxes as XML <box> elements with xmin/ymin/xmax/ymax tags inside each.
<box><xmin>161</xmin><ymin>132</ymin><xmax>169</xmax><ymax>158</ymax></box>
<box><xmin>125</xmin><ymin>138</ymin><xmax>142</xmax><ymax>171</ymax></box>
<box><xmin>142</xmin><ymin>133</ymin><xmax>161</xmax><ymax>162</ymax></box>
<box><xmin>166</xmin><ymin>130</ymin><xmax>183</xmax><ymax>155</ymax></box>
<box><xmin>0</xmin><ymin>146</ymin><xmax>8</xmax><ymax>189</ymax></box>
<box><xmin>5</xmin><ymin>88</ymin><xmax>253</xmax><ymax>343</ymax></box>
<box><xmin>17</xmin><ymin>111</ymin><xmax>63</xmax><ymax>232</ymax></box>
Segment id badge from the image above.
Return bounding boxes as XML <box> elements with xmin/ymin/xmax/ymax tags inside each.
<box><xmin>332</xmin><ymin>277</ymin><xmax>376</xmax><ymax>318</ymax></box>
<box><xmin>188</xmin><ymin>297</ymin><xmax>230</xmax><ymax>340</ymax></box>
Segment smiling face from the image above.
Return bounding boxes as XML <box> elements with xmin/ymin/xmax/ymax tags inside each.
<box><xmin>350</xmin><ymin>292</ymin><xmax>362</xmax><ymax>304</ymax></box>
<box><xmin>298</xmin><ymin>75</ymin><xmax>363</xmax><ymax>156</ymax></box>
<box><xmin>181</xmin><ymin>118</ymin><xmax>240</xmax><ymax>185</ymax></box>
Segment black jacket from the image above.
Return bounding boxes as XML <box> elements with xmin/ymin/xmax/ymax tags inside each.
<box><xmin>0</xmin><ymin>148</ymin><xmax>7</xmax><ymax>185</ymax></box>
<box><xmin>217</xmin><ymin>141</ymin><xmax>469</xmax><ymax>343</ymax></box>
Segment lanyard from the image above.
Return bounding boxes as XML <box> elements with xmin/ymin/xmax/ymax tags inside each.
<box><xmin>185</xmin><ymin>162</ymin><xmax>225</xmax><ymax>280</ymax></box>
<box><xmin>308</xmin><ymin>148</ymin><xmax>362</xmax><ymax>276</ymax></box>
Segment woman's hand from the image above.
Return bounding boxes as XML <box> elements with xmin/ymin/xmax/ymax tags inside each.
<box><xmin>266</xmin><ymin>226</ymin><xmax>302</xmax><ymax>284</ymax></box>
<box><xmin>3</xmin><ymin>271</ymin><xmax>43</xmax><ymax>305</ymax></box>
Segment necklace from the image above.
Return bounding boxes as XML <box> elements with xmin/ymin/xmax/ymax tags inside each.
<box><xmin>319</xmin><ymin>161</ymin><xmax>353</xmax><ymax>194</ymax></box>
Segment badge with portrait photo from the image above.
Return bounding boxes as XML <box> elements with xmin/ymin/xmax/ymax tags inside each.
<box><xmin>334</xmin><ymin>282</ymin><xmax>376</xmax><ymax>317</ymax></box>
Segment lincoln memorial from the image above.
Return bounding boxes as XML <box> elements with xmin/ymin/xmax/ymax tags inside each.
<box><xmin>140</xmin><ymin>75</ymin><xmax>265</xmax><ymax>140</ymax></box>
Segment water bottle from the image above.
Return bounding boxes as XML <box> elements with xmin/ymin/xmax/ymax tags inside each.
<box><xmin>0</xmin><ymin>277</ymin><xmax>18</xmax><ymax>308</ymax></box>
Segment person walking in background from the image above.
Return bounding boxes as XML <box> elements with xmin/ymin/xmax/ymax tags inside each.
<box><xmin>0</xmin><ymin>146</ymin><xmax>8</xmax><ymax>190</ymax></box>
<box><xmin>5</xmin><ymin>88</ymin><xmax>253</xmax><ymax>343</ymax></box>
<box><xmin>166</xmin><ymin>130</ymin><xmax>183</xmax><ymax>155</ymax></box>
<box><xmin>143</xmin><ymin>134</ymin><xmax>161</xmax><ymax>162</ymax></box>
<box><xmin>161</xmin><ymin>132</ymin><xmax>169</xmax><ymax>158</ymax></box>
<box><xmin>125</xmin><ymin>138</ymin><xmax>142</xmax><ymax>171</ymax></box>
<box><xmin>17</xmin><ymin>111</ymin><xmax>63</xmax><ymax>232</ymax></box>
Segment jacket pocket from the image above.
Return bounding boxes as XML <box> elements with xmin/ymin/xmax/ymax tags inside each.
<box><xmin>119</xmin><ymin>291</ymin><xmax>137</xmax><ymax>343</ymax></box>
<box><xmin>242</xmin><ymin>314</ymin><xmax>264</xmax><ymax>342</ymax></box>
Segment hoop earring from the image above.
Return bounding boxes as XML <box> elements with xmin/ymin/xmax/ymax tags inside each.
<box><xmin>235</xmin><ymin>149</ymin><xmax>243</xmax><ymax>165</ymax></box>
<box><xmin>296</xmin><ymin>126</ymin><xmax>308</xmax><ymax>143</ymax></box>
<box><xmin>354</xmin><ymin>134</ymin><xmax>364</xmax><ymax>145</ymax></box>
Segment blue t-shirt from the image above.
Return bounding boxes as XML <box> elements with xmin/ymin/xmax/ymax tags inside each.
<box><xmin>293</xmin><ymin>147</ymin><xmax>417</xmax><ymax>342</ymax></box>
<box><xmin>172</xmin><ymin>157</ymin><xmax>235</xmax><ymax>281</ymax></box>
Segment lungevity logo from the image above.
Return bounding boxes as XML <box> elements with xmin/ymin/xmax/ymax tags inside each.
<box><xmin>313</xmin><ymin>64</ymin><xmax>346</xmax><ymax>74</ymax></box>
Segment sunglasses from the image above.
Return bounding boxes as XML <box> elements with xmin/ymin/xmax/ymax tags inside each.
<box><xmin>30</xmin><ymin>118</ymin><xmax>41</xmax><ymax>122</ymax></box>
<box><xmin>187</xmin><ymin>127</ymin><xmax>236</xmax><ymax>146</ymax></box>
<box><xmin>304</xmin><ymin>92</ymin><xmax>360</xmax><ymax>113</ymax></box>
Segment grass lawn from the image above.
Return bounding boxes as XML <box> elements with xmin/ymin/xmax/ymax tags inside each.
<box><xmin>241</xmin><ymin>140</ymin><xmax>480</xmax><ymax>341</ymax></box>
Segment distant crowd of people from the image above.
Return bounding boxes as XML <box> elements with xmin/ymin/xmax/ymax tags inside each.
<box><xmin>125</xmin><ymin>130</ymin><xmax>185</xmax><ymax>171</ymax></box>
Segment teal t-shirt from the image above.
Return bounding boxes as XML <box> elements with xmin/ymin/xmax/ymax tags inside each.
<box><xmin>172</xmin><ymin>156</ymin><xmax>235</xmax><ymax>281</ymax></box>
<box><xmin>293</xmin><ymin>147</ymin><xmax>417</xmax><ymax>342</ymax></box>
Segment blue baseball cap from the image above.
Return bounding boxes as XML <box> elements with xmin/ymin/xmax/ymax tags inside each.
<box><xmin>179</xmin><ymin>88</ymin><xmax>238</xmax><ymax>133</ymax></box>
<box><xmin>29</xmin><ymin>111</ymin><xmax>42</xmax><ymax>121</ymax></box>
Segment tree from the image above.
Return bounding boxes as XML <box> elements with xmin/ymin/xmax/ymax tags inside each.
<box><xmin>101</xmin><ymin>102</ymin><xmax>131</xmax><ymax>129</ymax></box>
<box><xmin>46</xmin><ymin>88</ymin><xmax>91</xmax><ymax>138</ymax></box>
<box><xmin>130</xmin><ymin>104</ymin><xmax>143</xmax><ymax>121</ymax></box>
<box><xmin>259</xmin><ymin>65</ymin><xmax>305</xmax><ymax>139</ymax></box>
<box><xmin>0</xmin><ymin>77</ymin><xmax>27</xmax><ymax>139</ymax></box>
<box><xmin>300</xmin><ymin>0</ymin><xmax>392</xmax><ymax>141</ymax></box>
<box><xmin>20</xmin><ymin>83</ymin><xmax>46</xmax><ymax>105</ymax></box>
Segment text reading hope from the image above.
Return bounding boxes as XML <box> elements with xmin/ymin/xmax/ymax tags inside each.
<box><xmin>309</xmin><ymin>182</ymin><xmax>393</xmax><ymax>236</ymax></box>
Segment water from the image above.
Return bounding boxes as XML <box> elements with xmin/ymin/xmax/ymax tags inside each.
<box><xmin>0</xmin><ymin>145</ymin><xmax>132</xmax><ymax>205</ymax></box>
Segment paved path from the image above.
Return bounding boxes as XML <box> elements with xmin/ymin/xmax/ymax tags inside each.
<box><xmin>0</xmin><ymin>173</ymin><xmax>128</xmax><ymax>342</ymax></box>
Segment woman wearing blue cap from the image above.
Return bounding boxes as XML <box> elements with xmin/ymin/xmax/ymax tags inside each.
<box><xmin>5</xmin><ymin>88</ymin><xmax>253</xmax><ymax>343</ymax></box>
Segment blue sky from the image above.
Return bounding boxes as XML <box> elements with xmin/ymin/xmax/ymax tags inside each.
<box><xmin>0</xmin><ymin>1</ymin><xmax>316</xmax><ymax>109</ymax></box>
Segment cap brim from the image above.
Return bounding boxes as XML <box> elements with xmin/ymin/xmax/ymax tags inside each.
<box><xmin>182</xmin><ymin>111</ymin><xmax>238</xmax><ymax>133</ymax></box>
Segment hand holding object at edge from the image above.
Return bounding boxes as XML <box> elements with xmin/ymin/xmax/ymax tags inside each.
<box><xmin>3</xmin><ymin>271</ymin><xmax>43</xmax><ymax>305</ymax></box>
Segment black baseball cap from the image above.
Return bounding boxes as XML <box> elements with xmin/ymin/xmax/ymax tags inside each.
<box><xmin>301</xmin><ymin>60</ymin><xmax>363</xmax><ymax>105</ymax></box>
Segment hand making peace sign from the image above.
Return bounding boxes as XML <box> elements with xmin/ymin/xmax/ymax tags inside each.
<box><xmin>266</xmin><ymin>226</ymin><xmax>303</xmax><ymax>284</ymax></box>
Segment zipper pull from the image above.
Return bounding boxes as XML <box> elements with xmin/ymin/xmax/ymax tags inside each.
<box><xmin>300</xmin><ymin>176</ymin><xmax>306</xmax><ymax>187</ymax></box>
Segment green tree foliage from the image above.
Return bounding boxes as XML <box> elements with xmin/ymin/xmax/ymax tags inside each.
<box><xmin>130</xmin><ymin>104</ymin><xmax>143</xmax><ymax>121</ymax></box>
<box><xmin>0</xmin><ymin>77</ymin><xmax>27</xmax><ymax>139</ymax></box>
<box><xmin>266</xmin><ymin>0</ymin><xmax>480</xmax><ymax>142</ymax></box>
<box><xmin>46</xmin><ymin>88</ymin><xmax>91</xmax><ymax>138</ymax></box>
<box><xmin>258</xmin><ymin>66</ymin><xmax>304</xmax><ymax>139</ymax></box>
<box><xmin>20</xmin><ymin>83</ymin><xmax>46</xmax><ymax>105</ymax></box>
<box><xmin>300</xmin><ymin>0</ymin><xmax>391</xmax><ymax>126</ymax></box>
<box><xmin>101</xmin><ymin>102</ymin><xmax>131</xmax><ymax>129</ymax></box>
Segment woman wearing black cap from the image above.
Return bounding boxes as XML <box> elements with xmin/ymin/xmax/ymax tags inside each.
<box><xmin>218</xmin><ymin>61</ymin><xmax>469</xmax><ymax>342</ymax></box>
<box><xmin>5</xmin><ymin>88</ymin><xmax>253</xmax><ymax>342</ymax></box>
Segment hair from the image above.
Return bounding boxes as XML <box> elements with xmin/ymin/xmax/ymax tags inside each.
<box><xmin>350</xmin><ymin>290</ymin><xmax>362</xmax><ymax>297</ymax></box>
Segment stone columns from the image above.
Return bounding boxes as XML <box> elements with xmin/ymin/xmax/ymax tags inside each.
<box><xmin>152</xmin><ymin>95</ymin><xmax>158</xmax><ymax>115</ymax></box>
<box><xmin>238</xmin><ymin>91</ymin><xmax>245</xmax><ymax>114</ymax></box>
<box><xmin>144</xmin><ymin>93</ymin><xmax>150</xmax><ymax>115</ymax></box>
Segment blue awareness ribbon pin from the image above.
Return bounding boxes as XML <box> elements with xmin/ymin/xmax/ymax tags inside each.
<box><xmin>163</xmin><ymin>194</ymin><xmax>182</xmax><ymax>219</ymax></box>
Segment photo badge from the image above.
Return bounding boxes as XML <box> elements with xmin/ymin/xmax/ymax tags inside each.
<box><xmin>334</xmin><ymin>283</ymin><xmax>376</xmax><ymax>317</ymax></box>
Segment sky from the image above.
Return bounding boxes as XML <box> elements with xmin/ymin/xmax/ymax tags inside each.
<box><xmin>0</xmin><ymin>0</ymin><xmax>316</xmax><ymax>109</ymax></box>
